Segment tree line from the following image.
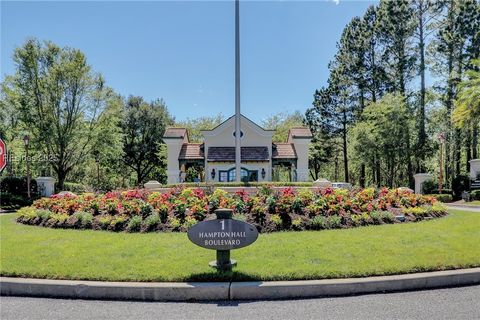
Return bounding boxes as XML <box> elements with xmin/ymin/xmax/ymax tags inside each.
<box><xmin>0</xmin><ymin>39</ymin><xmax>174</xmax><ymax>190</ymax></box>
<box><xmin>1</xmin><ymin>1</ymin><xmax>479</xmax><ymax>191</ymax></box>
<box><xmin>0</xmin><ymin>39</ymin><xmax>304</xmax><ymax>191</ymax></box>
<box><xmin>305</xmin><ymin>0</ymin><xmax>480</xmax><ymax>189</ymax></box>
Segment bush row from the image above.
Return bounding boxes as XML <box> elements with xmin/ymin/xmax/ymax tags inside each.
<box><xmin>16</xmin><ymin>187</ymin><xmax>447</xmax><ymax>233</ymax></box>
<box><xmin>0</xmin><ymin>192</ymin><xmax>35</xmax><ymax>210</ymax></box>
<box><xmin>470</xmin><ymin>190</ymin><xmax>480</xmax><ymax>201</ymax></box>
<box><xmin>425</xmin><ymin>194</ymin><xmax>454</xmax><ymax>203</ymax></box>
<box><xmin>164</xmin><ymin>181</ymin><xmax>314</xmax><ymax>188</ymax></box>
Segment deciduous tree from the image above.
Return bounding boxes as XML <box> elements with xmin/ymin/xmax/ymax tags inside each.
<box><xmin>121</xmin><ymin>96</ymin><xmax>174</xmax><ymax>186</ymax></box>
<box><xmin>2</xmin><ymin>39</ymin><xmax>111</xmax><ymax>190</ymax></box>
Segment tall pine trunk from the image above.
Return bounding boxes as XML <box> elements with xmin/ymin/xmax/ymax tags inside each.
<box><xmin>473</xmin><ymin>123</ymin><xmax>478</xmax><ymax>159</ymax></box>
<box><xmin>359</xmin><ymin>88</ymin><xmax>366</xmax><ymax>187</ymax></box>
<box><xmin>417</xmin><ymin>2</ymin><xmax>427</xmax><ymax>172</ymax></box>
<box><xmin>454</xmin><ymin>53</ymin><xmax>464</xmax><ymax>177</ymax></box>
<box><xmin>445</xmin><ymin>47</ymin><xmax>455</xmax><ymax>187</ymax></box>
<box><xmin>466</xmin><ymin>127</ymin><xmax>472</xmax><ymax>172</ymax></box>
<box><xmin>342</xmin><ymin>109</ymin><xmax>349</xmax><ymax>183</ymax></box>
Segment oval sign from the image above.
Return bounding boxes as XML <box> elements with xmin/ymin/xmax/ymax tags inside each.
<box><xmin>187</xmin><ymin>219</ymin><xmax>259</xmax><ymax>250</ymax></box>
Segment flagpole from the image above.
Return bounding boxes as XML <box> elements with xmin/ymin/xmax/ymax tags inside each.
<box><xmin>234</xmin><ymin>0</ymin><xmax>241</xmax><ymax>182</ymax></box>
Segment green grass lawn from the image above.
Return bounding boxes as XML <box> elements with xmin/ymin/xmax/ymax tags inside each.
<box><xmin>1</xmin><ymin>210</ymin><xmax>479</xmax><ymax>282</ymax></box>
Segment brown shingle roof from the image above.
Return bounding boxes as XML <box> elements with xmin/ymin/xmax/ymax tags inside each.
<box><xmin>272</xmin><ymin>143</ymin><xmax>297</xmax><ymax>159</ymax></box>
<box><xmin>288</xmin><ymin>127</ymin><xmax>313</xmax><ymax>142</ymax></box>
<box><xmin>163</xmin><ymin>128</ymin><xmax>188</xmax><ymax>139</ymax></box>
<box><xmin>179</xmin><ymin>143</ymin><xmax>204</xmax><ymax>160</ymax></box>
<box><xmin>207</xmin><ymin>147</ymin><xmax>269</xmax><ymax>162</ymax></box>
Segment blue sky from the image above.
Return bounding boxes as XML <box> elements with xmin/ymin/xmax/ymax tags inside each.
<box><xmin>1</xmin><ymin>0</ymin><xmax>376</xmax><ymax>122</ymax></box>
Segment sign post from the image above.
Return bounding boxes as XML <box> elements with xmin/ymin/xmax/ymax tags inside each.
<box><xmin>187</xmin><ymin>208</ymin><xmax>258</xmax><ymax>272</ymax></box>
<box><xmin>209</xmin><ymin>209</ymin><xmax>236</xmax><ymax>271</ymax></box>
<box><xmin>0</xmin><ymin>139</ymin><xmax>7</xmax><ymax>174</ymax></box>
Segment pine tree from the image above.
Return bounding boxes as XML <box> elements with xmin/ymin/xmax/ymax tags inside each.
<box><xmin>434</xmin><ymin>0</ymin><xmax>480</xmax><ymax>181</ymax></box>
<box><xmin>362</xmin><ymin>5</ymin><xmax>389</xmax><ymax>103</ymax></box>
<box><xmin>307</xmin><ymin>66</ymin><xmax>356</xmax><ymax>183</ymax></box>
<box><xmin>377</xmin><ymin>0</ymin><xmax>417</xmax><ymax>94</ymax></box>
<box><xmin>410</xmin><ymin>0</ymin><xmax>444</xmax><ymax>171</ymax></box>
<box><xmin>377</xmin><ymin>0</ymin><xmax>417</xmax><ymax>188</ymax></box>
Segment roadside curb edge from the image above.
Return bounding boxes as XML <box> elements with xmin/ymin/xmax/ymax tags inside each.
<box><xmin>1</xmin><ymin>268</ymin><xmax>479</xmax><ymax>301</ymax></box>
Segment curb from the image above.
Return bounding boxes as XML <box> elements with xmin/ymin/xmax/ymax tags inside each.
<box><xmin>0</xmin><ymin>278</ymin><xmax>229</xmax><ymax>301</ymax></box>
<box><xmin>230</xmin><ymin>268</ymin><xmax>480</xmax><ymax>300</ymax></box>
<box><xmin>2</xmin><ymin>268</ymin><xmax>479</xmax><ymax>301</ymax></box>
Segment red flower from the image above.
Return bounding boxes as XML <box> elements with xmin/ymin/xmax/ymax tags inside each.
<box><xmin>322</xmin><ymin>188</ymin><xmax>333</xmax><ymax>196</ymax></box>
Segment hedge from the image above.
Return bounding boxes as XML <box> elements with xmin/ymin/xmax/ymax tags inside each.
<box><xmin>61</xmin><ymin>182</ymin><xmax>87</xmax><ymax>194</ymax></box>
<box><xmin>164</xmin><ymin>181</ymin><xmax>314</xmax><ymax>188</ymax></box>
<box><xmin>426</xmin><ymin>194</ymin><xmax>453</xmax><ymax>203</ymax></box>
<box><xmin>471</xmin><ymin>190</ymin><xmax>480</xmax><ymax>201</ymax></box>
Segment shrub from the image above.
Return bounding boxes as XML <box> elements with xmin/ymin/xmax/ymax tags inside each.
<box><xmin>380</xmin><ymin>211</ymin><xmax>395</xmax><ymax>223</ymax></box>
<box><xmin>127</xmin><ymin>215</ymin><xmax>142</xmax><ymax>232</ymax></box>
<box><xmin>165</xmin><ymin>181</ymin><xmax>314</xmax><ymax>188</ymax></box>
<box><xmin>360</xmin><ymin>212</ymin><xmax>372</xmax><ymax>225</ymax></box>
<box><xmin>351</xmin><ymin>214</ymin><xmax>362</xmax><ymax>226</ymax></box>
<box><xmin>370</xmin><ymin>211</ymin><xmax>383</xmax><ymax>225</ymax></box>
<box><xmin>427</xmin><ymin>194</ymin><xmax>453</xmax><ymax>203</ymax></box>
<box><xmin>269</xmin><ymin>214</ymin><xmax>282</xmax><ymax>226</ymax></box>
<box><xmin>2</xmin><ymin>192</ymin><xmax>34</xmax><ymax>210</ymax></box>
<box><xmin>402</xmin><ymin>206</ymin><xmax>428</xmax><ymax>219</ymax></box>
<box><xmin>0</xmin><ymin>177</ymin><xmax>39</xmax><ymax>209</ymax></box>
<box><xmin>291</xmin><ymin>217</ymin><xmax>303</xmax><ymax>230</ymax></box>
<box><xmin>429</xmin><ymin>203</ymin><xmax>447</xmax><ymax>215</ymax></box>
<box><xmin>74</xmin><ymin>211</ymin><xmax>93</xmax><ymax>228</ymax></box>
<box><xmin>429</xmin><ymin>189</ymin><xmax>452</xmax><ymax>195</ymax></box>
<box><xmin>47</xmin><ymin>213</ymin><xmax>69</xmax><ymax>227</ymax></box>
<box><xmin>142</xmin><ymin>213</ymin><xmax>160</xmax><ymax>231</ymax></box>
<box><xmin>452</xmin><ymin>175</ymin><xmax>470</xmax><ymax>199</ymax></box>
<box><xmin>109</xmin><ymin>215</ymin><xmax>127</xmax><ymax>231</ymax></box>
<box><xmin>168</xmin><ymin>216</ymin><xmax>182</xmax><ymax>231</ymax></box>
<box><xmin>184</xmin><ymin>167</ymin><xmax>199</xmax><ymax>183</ymax></box>
<box><xmin>471</xmin><ymin>190</ymin><xmax>480</xmax><ymax>201</ymax></box>
<box><xmin>311</xmin><ymin>215</ymin><xmax>327</xmax><ymax>230</ymax></box>
<box><xmin>140</xmin><ymin>203</ymin><xmax>153</xmax><ymax>219</ymax></box>
<box><xmin>250</xmin><ymin>199</ymin><xmax>267</xmax><ymax>224</ymax></box>
<box><xmin>95</xmin><ymin>215</ymin><xmax>114</xmax><ymax>230</ymax></box>
<box><xmin>36</xmin><ymin>209</ymin><xmax>51</xmax><ymax>221</ymax></box>
<box><xmin>62</xmin><ymin>182</ymin><xmax>87</xmax><ymax>194</ymax></box>
<box><xmin>182</xmin><ymin>216</ymin><xmax>197</xmax><ymax>230</ymax></box>
<box><xmin>421</xmin><ymin>179</ymin><xmax>437</xmax><ymax>194</ymax></box>
<box><xmin>16</xmin><ymin>206</ymin><xmax>37</xmax><ymax>223</ymax></box>
<box><xmin>233</xmin><ymin>213</ymin><xmax>247</xmax><ymax>222</ymax></box>
<box><xmin>0</xmin><ymin>176</ymin><xmax>38</xmax><ymax>196</ymax></box>
<box><xmin>17</xmin><ymin>187</ymin><xmax>448</xmax><ymax>233</ymax></box>
<box><xmin>327</xmin><ymin>215</ymin><xmax>342</xmax><ymax>229</ymax></box>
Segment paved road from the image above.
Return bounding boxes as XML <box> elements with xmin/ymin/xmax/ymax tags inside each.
<box><xmin>447</xmin><ymin>204</ymin><xmax>480</xmax><ymax>212</ymax></box>
<box><xmin>1</xmin><ymin>285</ymin><xmax>479</xmax><ymax>320</ymax></box>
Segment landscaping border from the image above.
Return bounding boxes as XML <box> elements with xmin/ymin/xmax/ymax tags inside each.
<box><xmin>1</xmin><ymin>268</ymin><xmax>479</xmax><ymax>301</ymax></box>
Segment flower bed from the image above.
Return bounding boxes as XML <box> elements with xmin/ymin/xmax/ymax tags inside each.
<box><xmin>16</xmin><ymin>186</ymin><xmax>447</xmax><ymax>233</ymax></box>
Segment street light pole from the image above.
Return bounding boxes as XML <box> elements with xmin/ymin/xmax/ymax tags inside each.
<box><xmin>23</xmin><ymin>135</ymin><xmax>30</xmax><ymax>198</ymax></box>
<box><xmin>234</xmin><ymin>0</ymin><xmax>241</xmax><ymax>182</ymax></box>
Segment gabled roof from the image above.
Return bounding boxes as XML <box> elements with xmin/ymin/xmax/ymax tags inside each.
<box><xmin>272</xmin><ymin>143</ymin><xmax>297</xmax><ymax>159</ymax></box>
<box><xmin>163</xmin><ymin>128</ymin><xmax>188</xmax><ymax>140</ymax></box>
<box><xmin>287</xmin><ymin>127</ymin><xmax>313</xmax><ymax>142</ymax></box>
<box><xmin>179</xmin><ymin>143</ymin><xmax>204</xmax><ymax>160</ymax></box>
<box><xmin>207</xmin><ymin>146</ymin><xmax>269</xmax><ymax>162</ymax></box>
<box><xmin>201</xmin><ymin>114</ymin><xmax>275</xmax><ymax>134</ymax></box>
